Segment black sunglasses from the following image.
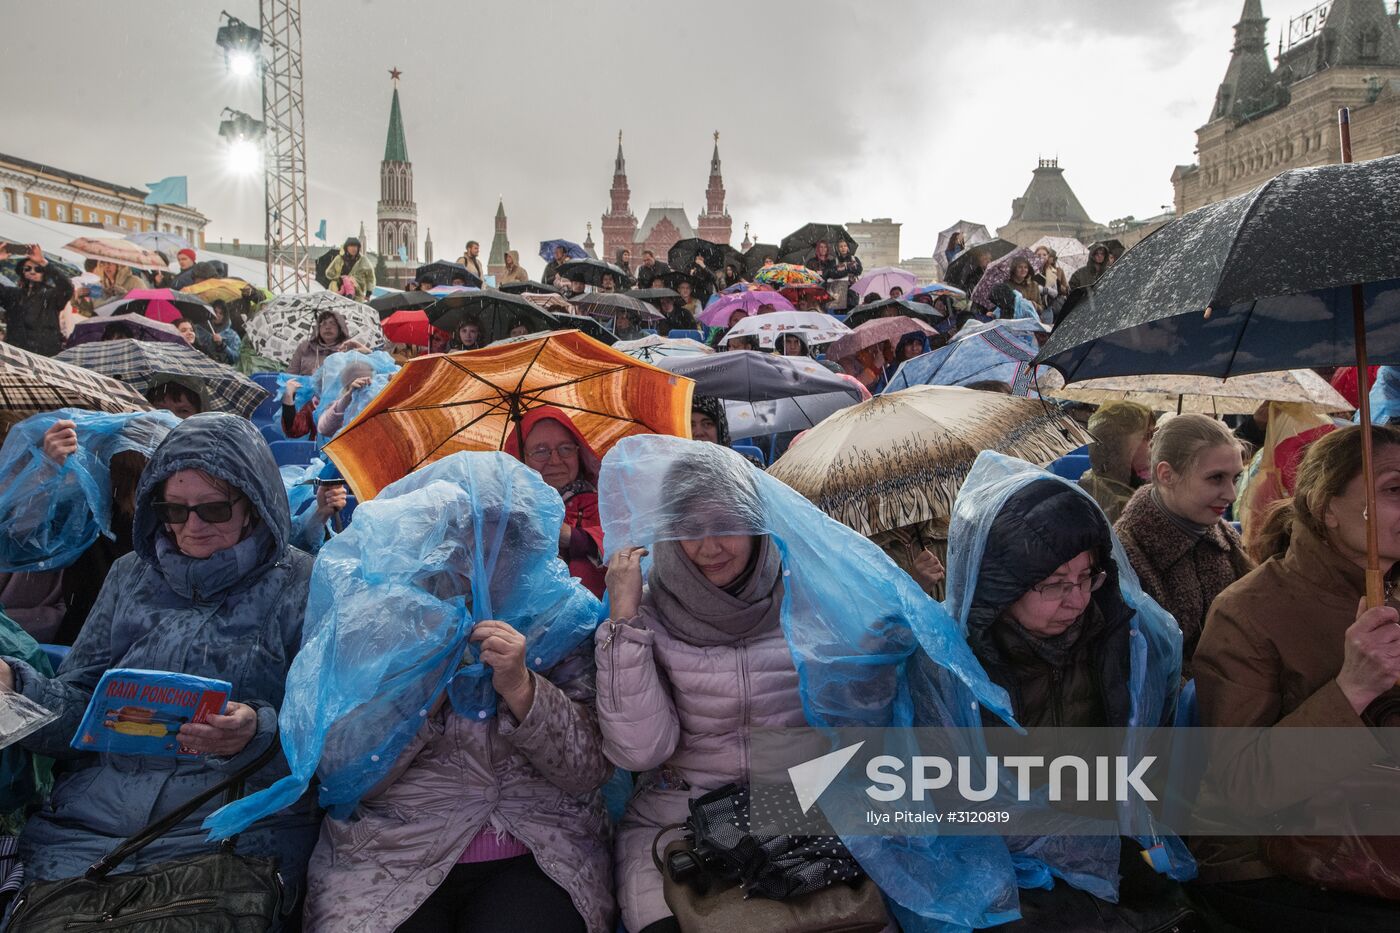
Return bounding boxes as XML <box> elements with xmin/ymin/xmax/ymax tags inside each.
<box><xmin>20</xmin><ymin>265</ymin><xmax>41</xmax><ymax>274</ymax></box>
<box><xmin>153</xmin><ymin>499</ymin><xmax>241</xmax><ymax>524</ymax></box>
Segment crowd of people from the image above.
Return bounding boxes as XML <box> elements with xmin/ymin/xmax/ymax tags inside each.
<box><xmin>0</xmin><ymin>226</ymin><xmax>1398</xmax><ymax>933</ymax></box>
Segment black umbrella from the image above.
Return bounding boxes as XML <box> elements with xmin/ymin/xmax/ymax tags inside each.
<box><xmin>667</xmin><ymin>238</ymin><xmax>724</xmax><ymax>274</ymax></box>
<box><xmin>743</xmin><ymin>243</ymin><xmax>782</xmax><ymax>279</ymax></box>
<box><xmin>550</xmin><ymin>313</ymin><xmax>618</xmax><ymax>346</ymax></box>
<box><xmin>659</xmin><ymin>270</ymin><xmax>701</xmax><ymax>293</ymax></box>
<box><xmin>944</xmin><ymin>238</ymin><xmax>1018</xmax><ymax>290</ymax></box>
<box><xmin>498</xmin><ymin>279</ymin><xmax>564</xmax><ymax>296</ymax></box>
<box><xmin>779</xmin><ymin>224</ymin><xmax>856</xmax><ymax>264</ymax></box>
<box><xmin>626</xmin><ymin>287</ymin><xmax>682</xmax><ymax>304</ymax></box>
<box><xmin>571</xmin><ymin>292</ymin><xmax>663</xmax><ymax>321</ymax></box>
<box><xmin>1101</xmin><ymin>238</ymin><xmax>1126</xmax><ymax>260</ymax></box>
<box><xmin>368</xmin><ymin>290</ymin><xmax>435</xmax><ymax>320</ymax></box>
<box><xmin>556</xmin><ymin>258</ymin><xmax>634</xmax><ymax>289</ymax></box>
<box><xmin>715</xmin><ymin>245</ymin><xmax>746</xmax><ymax>277</ymax></box>
<box><xmin>844</xmin><ymin>298</ymin><xmax>951</xmax><ymax>330</ymax></box>
<box><xmin>415</xmin><ymin>261</ymin><xmax>483</xmax><ymax>288</ymax></box>
<box><xmin>427</xmin><ymin>289</ymin><xmax>558</xmax><ymax>343</ymax></box>
<box><xmin>1036</xmin><ymin>143</ymin><xmax>1400</xmax><ymax>603</ymax></box>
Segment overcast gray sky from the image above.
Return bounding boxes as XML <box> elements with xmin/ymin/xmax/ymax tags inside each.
<box><xmin>12</xmin><ymin>0</ymin><xmax>1262</xmax><ymax>273</ymax></box>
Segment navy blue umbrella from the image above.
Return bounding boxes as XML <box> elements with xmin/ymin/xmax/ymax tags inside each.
<box><xmin>538</xmin><ymin>239</ymin><xmax>587</xmax><ymax>262</ymax></box>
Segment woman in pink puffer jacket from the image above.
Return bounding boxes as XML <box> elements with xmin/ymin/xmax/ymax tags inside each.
<box><xmin>595</xmin><ymin>471</ymin><xmax>807</xmax><ymax>933</ymax></box>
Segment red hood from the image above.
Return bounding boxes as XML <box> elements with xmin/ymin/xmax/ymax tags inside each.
<box><xmin>503</xmin><ymin>406</ymin><xmax>602</xmax><ymax>485</ymax></box>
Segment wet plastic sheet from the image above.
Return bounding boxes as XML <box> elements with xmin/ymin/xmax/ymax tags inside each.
<box><xmin>0</xmin><ymin>409</ymin><xmax>179</xmax><ymax>572</ymax></box>
<box><xmin>598</xmin><ymin>435</ymin><xmax>1022</xmax><ymax>931</ymax></box>
<box><xmin>309</xmin><ymin>350</ymin><xmax>398</xmax><ymax>440</ymax></box>
<box><xmin>942</xmin><ymin>451</ymin><xmax>1194</xmax><ymax>898</ymax></box>
<box><xmin>204</xmin><ymin>452</ymin><xmax>602</xmax><ymax>836</ymax></box>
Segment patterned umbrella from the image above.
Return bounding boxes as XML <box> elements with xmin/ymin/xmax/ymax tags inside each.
<box><xmin>753</xmin><ymin>264</ymin><xmax>822</xmax><ymax>288</ymax></box>
<box><xmin>613</xmin><ymin>335</ymin><xmax>714</xmax><ymax>364</ymax></box>
<box><xmin>826</xmin><ymin>316</ymin><xmax>940</xmax><ymax>363</ymax></box>
<box><xmin>1041</xmin><ymin>368</ymin><xmax>1352</xmax><ymax>416</ymax></box>
<box><xmin>852</xmin><ymin>266</ymin><xmax>917</xmax><ymax>298</ymax></box>
<box><xmin>538</xmin><ymin>239</ymin><xmax>587</xmax><ymax>262</ymax></box>
<box><xmin>94</xmin><ymin>288</ymin><xmax>214</xmax><ymax>325</ymax></box>
<box><xmin>246</xmin><ymin>291</ymin><xmax>384</xmax><ymax>365</ymax></box>
<box><xmin>63</xmin><ymin>237</ymin><xmax>169</xmax><ymax>271</ymax></box>
<box><xmin>322</xmin><ymin>330</ymin><xmax>694</xmax><ymax>501</ymax></box>
<box><xmin>1029</xmin><ymin>236</ymin><xmax>1090</xmax><ymax>277</ymax></box>
<box><xmin>56</xmin><ymin>339</ymin><xmax>270</xmax><ymax>418</ymax></box>
<box><xmin>769</xmin><ymin>385</ymin><xmax>1087</xmax><ymax>538</ymax></box>
<box><xmin>126</xmin><ymin>230</ymin><xmax>192</xmax><ymax>255</ymax></box>
<box><xmin>180</xmin><ymin>277</ymin><xmax>251</xmax><ymax>304</ymax></box>
<box><xmin>698</xmin><ymin>290</ymin><xmax>796</xmax><ymax>327</ymax></box>
<box><xmin>719</xmin><ymin>311</ymin><xmax>851</xmax><ymax>348</ymax></box>
<box><xmin>970</xmin><ymin>248</ymin><xmax>1045</xmax><ymax>311</ymax></box>
<box><xmin>906</xmin><ymin>282</ymin><xmax>967</xmax><ymax>302</ymax></box>
<box><xmin>884</xmin><ymin>319</ymin><xmax>1050</xmax><ymax>396</ymax></box>
<box><xmin>0</xmin><ymin>341</ymin><xmax>151</xmax><ymax>429</ymax></box>
<box><xmin>69</xmin><ymin>315</ymin><xmax>186</xmax><ymax>347</ymax></box>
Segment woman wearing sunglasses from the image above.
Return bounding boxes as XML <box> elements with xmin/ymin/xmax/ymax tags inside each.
<box><xmin>0</xmin><ymin>243</ymin><xmax>74</xmax><ymax>357</ymax></box>
<box><xmin>0</xmin><ymin>413</ymin><xmax>322</xmax><ymax>909</ymax></box>
<box><xmin>505</xmin><ymin>407</ymin><xmax>606</xmax><ymax>598</ymax></box>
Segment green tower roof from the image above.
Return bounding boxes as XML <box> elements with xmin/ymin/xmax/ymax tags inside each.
<box><xmin>384</xmin><ymin>87</ymin><xmax>408</xmax><ymax>163</ymax></box>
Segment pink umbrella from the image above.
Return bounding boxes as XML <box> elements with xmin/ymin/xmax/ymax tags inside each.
<box><xmin>699</xmin><ymin>290</ymin><xmax>796</xmax><ymax>327</ymax></box>
<box><xmin>852</xmin><ymin>266</ymin><xmax>917</xmax><ymax>298</ymax></box>
<box><xmin>68</xmin><ymin>314</ymin><xmax>187</xmax><ymax>347</ymax></box>
<box><xmin>94</xmin><ymin>288</ymin><xmax>214</xmax><ymax>325</ymax></box>
<box><xmin>826</xmin><ymin>316</ymin><xmax>940</xmax><ymax>363</ymax></box>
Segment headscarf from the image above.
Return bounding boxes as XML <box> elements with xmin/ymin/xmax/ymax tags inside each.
<box><xmin>691</xmin><ymin>394</ymin><xmax>732</xmax><ymax>446</ymax></box>
<box><xmin>503</xmin><ymin>406</ymin><xmax>601</xmax><ymax>499</ymax></box>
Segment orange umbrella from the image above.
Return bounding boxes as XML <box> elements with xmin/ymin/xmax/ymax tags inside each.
<box><xmin>323</xmin><ymin>329</ymin><xmax>695</xmax><ymax>500</ymax></box>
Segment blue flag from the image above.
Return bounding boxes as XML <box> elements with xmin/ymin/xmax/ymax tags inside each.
<box><xmin>397</xmin><ymin>245</ymin><xmax>407</xmax><ymax>262</ymax></box>
<box><xmin>144</xmin><ymin>176</ymin><xmax>188</xmax><ymax>206</ymax></box>
<box><xmin>315</xmin><ymin>219</ymin><xmax>327</xmax><ymax>241</ymax></box>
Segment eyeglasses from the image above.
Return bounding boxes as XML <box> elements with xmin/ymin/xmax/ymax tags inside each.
<box><xmin>526</xmin><ymin>443</ymin><xmax>579</xmax><ymax>464</ymax></box>
<box><xmin>153</xmin><ymin>500</ymin><xmax>241</xmax><ymax>525</ymax></box>
<box><xmin>20</xmin><ymin>265</ymin><xmax>41</xmax><ymax>275</ymax></box>
<box><xmin>1030</xmin><ymin>570</ymin><xmax>1107</xmax><ymax>602</ymax></box>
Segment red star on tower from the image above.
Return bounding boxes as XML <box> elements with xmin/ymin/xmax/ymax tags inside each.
<box><xmin>388</xmin><ymin>67</ymin><xmax>402</xmax><ymax>84</ymax></box>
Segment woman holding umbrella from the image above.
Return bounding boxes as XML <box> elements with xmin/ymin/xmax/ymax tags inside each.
<box><xmin>1192</xmin><ymin>424</ymin><xmax>1400</xmax><ymax>929</ymax></box>
<box><xmin>505</xmin><ymin>408</ymin><xmax>607</xmax><ymax>598</ymax></box>
<box><xmin>0</xmin><ymin>245</ymin><xmax>74</xmax><ymax>357</ymax></box>
<box><xmin>288</xmin><ymin>308</ymin><xmax>371</xmax><ymax>376</ymax></box>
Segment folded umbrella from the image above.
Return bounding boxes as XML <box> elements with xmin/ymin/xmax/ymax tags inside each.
<box><xmin>64</xmin><ymin>237</ymin><xmax>169</xmax><ymax>271</ymax></box>
<box><xmin>0</xmin><ymin>342</ymin><xmax>151</xmax><ymax>430</ymax></box>
<box><xmin>556</xmin><ymin>258</ymin><xmax>634</xmax><ymax>289</ymax></box>
<box><xmin>1041</xmin><ymin>368</ymin><xmax>1353</xmax><ymax>416</ymax></box>
<box><xmin>753</xmin><ymin>263</ymin><xmax>822</xmax><ymax>288</ymax></box>
<box><xmin>68</xmin><ymin>315</ymin><xmax>187</xmax><ymax>347</ymax></box>
<box><xmin>769</xmin><ymin>385</ymin><xmax>1087</xmax><ymax>537</ymax></box>
<box><xmin>614</xmin><ymin>334</ymin><xmax>713</xmax><ymax>364</ymax></box>
<box><xmin>322</xmin><ymin>330</ymin><xmax>694</xmax><ymax>501</ymax></box>
<box><xmin>246</xmin><ymin>291</ymin><xmax>384</xmax><ymax>366</ymax></box>
<box><xmin>720</xmin><ymin>311</ymin><xmax>851</xmax><ymax>348</ymax></box>
<box><xmin>779</xmin><ymin>223</ymin><xmax>857</xmax><ymax>264</ymax></box>
<box><xmin>827</xmin><ymin>316</ymin><xmax>940</xmax><ymax>363</ymax></box>
<box><xmin>56</xmin><ymin>339</ymin><xmax>269</xmax><ymax>417</ymax></box>
<box><xmin>698</xmin><ymin>290</ymin><xmax>796</xmax><ymax>327</ymax></box>
<box><xmin>852</xmin><ymin>266</ymin><xmax>917</xmax><ymax>298</ymax></box>
<box><xmin>571</xmin><ymin>291</ymin><xmax>663</xmax><ymax>321</ymax></box>
<box><xmin>369</xmin><ymin>290</ymin><xmax>435</xmax><ymax>319</ymax></box>
<box><xmin>427</xmin><ymin>288</ymin><xmax>558</xmax><ymax>342</ymax></box>
<box><xmin>380</xmin><ymin>309</ymin><xmax>442</xmax><ymax>348</ymax></box>
<box><xmin>415</xmin><ymin>261</ymin><xmax>482</xmax><ymax>288</ymax></box>
<box><xmin>538</xmin><ymin>239</ymin><xmax>587</xmax><ymax>262</ymax></box>
<box><xmin>94</xmin><ymin>288</ymin><xmax>214</xmax><ymax>326</ymax></box>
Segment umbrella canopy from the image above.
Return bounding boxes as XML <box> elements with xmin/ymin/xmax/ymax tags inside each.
<box><xmin>719</xmin><ymin>311</ymin><xmax>851</xmax><ymax>348</ymax></box>
<box><xmin>1041</xmin><ymin>368</ymin><xmax>1352</xmax><ymax>416</ymax></box>
<box><xmin>970</xmin><ymin>247</ymin><xmax>1044</xmax><ymax>311</ymax></box>
<box><xmin>934</xmin><ymin>221</ymin><xmax>992</xmax><ymax>263</ymax></box>
<box><xmin>715</xmin><ymin>245</ymin><xmax>746</xmax><ymax>276</ymax></box>
<box><xmin>779</xmin><ymin>223</ymin><xmax>857</xmax><ymax>263</ymax></box>
<box><xmin>180</xmin><ymin>277</ymin><xmax>250</xmax><ymax>304</ymax></box>
<box><xmin>322</xmin><ymin>330</ymin><xmax>694</xmax><ymax>501</ymax></box>
<box><xmin>69</xmin><ymin>315</ymin><xmax>186</xmax><ymax>347</ymax></box>
<box><xmin>698</xmin><ymin>290</ymin><xmax>796</xmax><ymax>327</ymax></box>
<box><xmin>667</xmin><ymin>238</ymin><xmax>725</xmax><ymax>273</ymax></box>
<box><xmin>1035</xmin><ymin>154</ymin><xmax>1400</xmax><ymax>383</ymax></box>
<box><xmin>906</xmin><ymin>282</ymin><xmax>968</xmax><ymax>303</ymax></box>
<box><xmin>886</xmin><ymin>318</ymin><xmax>1048</xmax><ymax>396</ymax></box>
<box><xmin>657</xmin><ymin>270</ymin><xmax>701</xmax><ymax>293</ymax></box>
<box><xmin>844</xmin><ymin>298</ymin><xmax>951</xmax><ymax>329</ymax></box>
<box><xmin>1029</xmin><ymin>236</ymin><xmax>1090</xmax><ymax>277</ymax></box>
<box><xmin>380</xmin><ymin>309</ymin><xmax>443</xmax><ymax>348</ymax></box>
<box><xmin>126</xmin><ymin>230</ymin><xmax>191</xmax><ymax>255</ymax></box>
<box><xmin>777</xmin><ymin>284</ymin><xmax>833</xmax><ymax>305</ymax></box>
<box><xmin>56</xmin><ymin>339</ymin><xmax>269</xmax><ymax>417</ymax></box>
<box><xmin>614</xmin><ymin>334</ymin><xmax>714</xmax><ymax>364</ymax></box>
<box><xmin>499</xmin><ymin>279</ymin><xmax>565</xmax><ymax>296</ymax></box>
<box><xmin>743</xmin><ymin>243</ymin><xmax>782</xmax><ymax>278</ymax></box>
<box><xmin>415</xmin><ymin>261</ymin><xmax>482</xmax><ymax>288</ymax></box>
<box><xmin>556</xmin><ymin>258</ymin><xmax>634</xmax><ymax>289</ymax></box>
<box><xmin>369</xmin><ymin>289</ymin><xmax>435</xmax><ymax>319</ymax></box>
<box><xmin>570</xmin><ymin>291</ymin><xmax>662</xmax><ymax>321</ymax></box>
<box><xmin>826</xmin><ymin>316</ymin><xmax>940</xmax><ymax>362</ymax></box>
<box><xmin>64</xmin><ymin>237</ymin><xmax>169</xmax><ymax>271</ymax></box>
<box><xmin>852</xmin><ymin>266</ymin><xmax>917</xmax><ymax>298</ymax></box>
<box><xmin>626</xmin><ymin>287</ymin><xmax>682</xmax><ymax>306</ymax></box>
<box><xmin>548</xmin><ymin>313</ymin><xmax>618</xmax><ymax>345</ymax></box>
<box><xmin>538</xmin><ymin>239</ymin><xmax>587</xmax><ymax>262</ymax></box>
<box><xmin>944</xmin><ymin>237</ymin><xmax>1018</xmax><ymax>289</ymax></box>
<box><xmin>246</xmin><ymin>291</ymin><xmax>385</xmax><ymax>365</ymax></box>
<box><xmin>427</xmin><ymin>288</ymin><xmax>558</xmax><ymax>342</ymax></box>
<box><xmin>769</xmin><ymin>385</ymin><xmax>1088</xmax><ymax>537</ymax></box>
<box><xmin>94</xmin><ymin>288</ymin><xmax>214</xmax><ymax>326</ymax></box>
<box><xmin>753</xmin><ymin>263</ymin><xmax>822</xmax><ymax>288</ymax></box>
<box><xmin>658</xmin><ymin>351</ymin><xmax>865</xmax><ymax>439</ymax></box>
<box><xmin>0</xmin><ymin>341</ymin><xmax>151</xmax><ymax>429</ymax></box>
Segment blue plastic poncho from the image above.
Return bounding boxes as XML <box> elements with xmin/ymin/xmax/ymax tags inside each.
<box><xmin>204</xmin><ymin>451</ymin><xmax>603</xmax><ymax>837</ymax></box>
<box><xmin>275</xmin><ymin>350</ymin><xmax>398</xmax><ymax>441</ymax></box>
<box><xmin>0</xmin><ymin>409</ymin><xmax>180</xmax><ymax>572</ymax></box>
<box><xmin>883</xmin><ymin>319</ymin><xmax>1049</xmax><ymax>397</ymax></box>
<box><xmin>599</xmin><ymin>435</ymin><xmax>1021</xmax><ymax>931</ymax></box>
<box><xmin>941</xmin><ymin>451</ymin><xmax>1195</xmax><ymax>898</ymax></box>
<box><xmin>1365</xmin><ymin>365</ymin><xmax>1400</xmax><ymax>424</ymax></box>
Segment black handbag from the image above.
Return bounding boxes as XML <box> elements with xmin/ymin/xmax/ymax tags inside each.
<box><xmin>7</xmin><ymin>742</ymin><xmax>290</xmax><ymax>932</ymax></box>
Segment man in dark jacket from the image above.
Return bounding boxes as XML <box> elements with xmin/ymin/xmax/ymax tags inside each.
<box><xmin>0</xmin><ymin>245</ymin><xmax>74</xmax><ymax>357</ymax></box>
<box><xmin>1068</xmin><ymin>242</ymin><xmax>1111</xmax><ymax>291</ymax></box>
<box><xmin>635</xmin><ymin>250</ymin><xmax>670</xmax><ymax>288</ymax></box>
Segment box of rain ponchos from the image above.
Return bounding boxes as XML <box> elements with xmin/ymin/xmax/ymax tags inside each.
<box><xmin>71</xmin><ymin>669</ymin><xmax>230</xmax><ymax>757</ymax></box>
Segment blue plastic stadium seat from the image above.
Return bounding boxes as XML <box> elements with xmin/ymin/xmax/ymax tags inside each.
<box><xmin>731</xmin><ymin>443</ymin><xmax>765</xmax><ymax>465</ymax></box>
<box><xmin>1048</xmin><ymin>454</ymin><xmax>1091</xmax><ymax>481</ymax></box>
<box><xmin>668</xmin><ymin>329</ymin><xmax>703</xmax><ymax>343</ymax></box>
<box><xmin>39</xmin><ymin>643</ymin><xmax>71</xmax><ymax>671</ymax></box>
<box><xmin>250</xmin><ymin>372</ymin><xmax>282</xmax><ymax>394</ymax></box>
<box><xmin>251</xmin><ymin>392</ymin><xmax>281</xmax><ymax>427</ymax></box>
<box><xmin>259</xmin><ymin>423</ymin><xmax>284</xmax><ymax>445</ymax></box>
<box><xmin>269</xmin><ymin>440</ymin><xmax>317</xmax><ymax>467</ymax></box>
